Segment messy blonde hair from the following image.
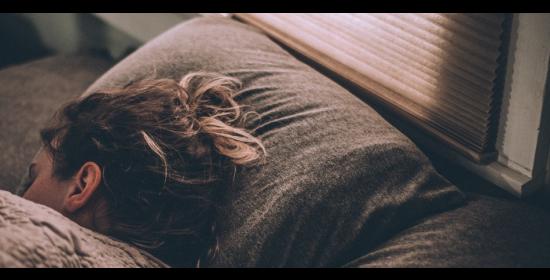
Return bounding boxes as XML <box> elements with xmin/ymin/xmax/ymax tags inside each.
<box><xmin>40</xmin><ymin>72</ymin><xmax>266</xmax><ymax>267</ymax></box>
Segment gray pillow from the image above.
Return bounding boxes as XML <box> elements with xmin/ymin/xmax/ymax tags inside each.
<box><xmin>84</xmin><ymin>16</ymin><xmax>466</xmax><ymax>267</ymax></box>
<box><xmin>0</xmin><ymin>190</ymin><xmax>167</xmax><ymax>268</ymax></box>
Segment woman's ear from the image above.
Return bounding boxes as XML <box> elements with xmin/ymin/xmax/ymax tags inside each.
<box><xmin>63</xmin><ymin>162</ymin><xmax>102</xmax><ymax>214</ymax></box>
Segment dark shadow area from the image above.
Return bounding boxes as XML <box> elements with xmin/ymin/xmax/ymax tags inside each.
<box><xmin>0</xmin><ymin>14</ymin><xmax>53</xmax><ymax>69</ymax></box>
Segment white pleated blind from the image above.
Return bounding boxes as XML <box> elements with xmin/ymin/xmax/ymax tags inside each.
<box><xmin>235</xmin><ymin>13</ymin><xmax>511</xmax><ymax>164</ymax></box>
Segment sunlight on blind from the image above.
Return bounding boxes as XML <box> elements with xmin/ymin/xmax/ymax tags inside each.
<box><xmin>235</xmin><ymin>13</ymin><xmax>510</xmax><ymax>163</ymax></box>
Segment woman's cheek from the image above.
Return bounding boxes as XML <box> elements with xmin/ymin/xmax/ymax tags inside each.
<box><xmin>23</xmin><ymin>179</ymin><xmax>65</xmax><ymax>212</ymax></box>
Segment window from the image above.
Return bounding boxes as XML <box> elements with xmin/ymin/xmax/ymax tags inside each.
<box><xmin>235</xmin><ymin>13</ymin><xmax>511</xmax><ymax>164</ymax></box>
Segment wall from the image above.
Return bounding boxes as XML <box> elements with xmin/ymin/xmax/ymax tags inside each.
<box><xmin>437</xmin><ymin>13</ymin><xmax>550</xmax><ymax>197</ymax></box>
<box><xmin>93</xmin><ymin>13</ymin><xmax>198</xmax><ymax>44</ymax></box>
<box><xmin>497</xmin><ymin>13</ymin><xmax>550</xmax><ymax>178</ymax></box>
<box><xmin>489</xmin><ymin>13</ymin><xmax>550</xmax><ymax>195</ymax></box>
<box><xmin>1</xmin><ymin>13</ymin><xmax>142</xmax><ymax>62</ymax></box>
<box><xmin>1</xmin><ymin>13</ymin><xmax>198</xmax><ymax>63</ymax></box>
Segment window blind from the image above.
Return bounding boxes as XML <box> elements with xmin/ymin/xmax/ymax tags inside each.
<box><xmin>234</xmin><ymin>13</ymin><xmax>511</xmax><ymax>164</ymax></box>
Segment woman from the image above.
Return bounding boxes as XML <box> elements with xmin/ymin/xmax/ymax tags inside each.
<box><xmin>21</xmin><ymin>72</ymin><xmax>266</xmax><ymax>267</ymax></box>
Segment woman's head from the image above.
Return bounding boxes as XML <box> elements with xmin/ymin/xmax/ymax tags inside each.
<box><xmin>22</xmin><ymin>72</ymin><xmax>265</xmax><ymax>267</ymax></box>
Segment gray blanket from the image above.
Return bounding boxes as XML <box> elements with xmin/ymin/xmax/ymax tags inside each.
<box><xmin>346</xmin><ymin>194</ymin><xmax>550</xmax><ymax>267</ymax></box>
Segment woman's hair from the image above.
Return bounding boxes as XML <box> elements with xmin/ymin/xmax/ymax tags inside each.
<box><xmin>39</xmin><ymin>72</ymin><xmax>266</xmax><ymax>267</ymax></box>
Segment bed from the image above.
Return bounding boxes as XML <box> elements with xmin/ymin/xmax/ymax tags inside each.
<box><xmin>0</xmin><ymin>16</ymin><xmax>549</xmax><ymax>268</ymax></box>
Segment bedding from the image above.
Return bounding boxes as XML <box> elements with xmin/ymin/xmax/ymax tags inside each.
<box><xmin>0</xmin><ymin>190</ymin><xmax>167</xmax><ymax>267</ymax></box>
<box><xmin>345</xmin><ymin>194</ymin><xmax>550</xmax><ymax>267</ymax></box>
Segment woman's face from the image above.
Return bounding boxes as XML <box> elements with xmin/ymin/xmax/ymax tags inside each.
<box><xmin>22</xmin><ymin>148</ymin><xmax>109</xmax><ymax>231</ymax></box>
<box><xmin>22</xmin><ymin>148</ymin><xmax>74</xmax><ymax>214</ymax></box>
